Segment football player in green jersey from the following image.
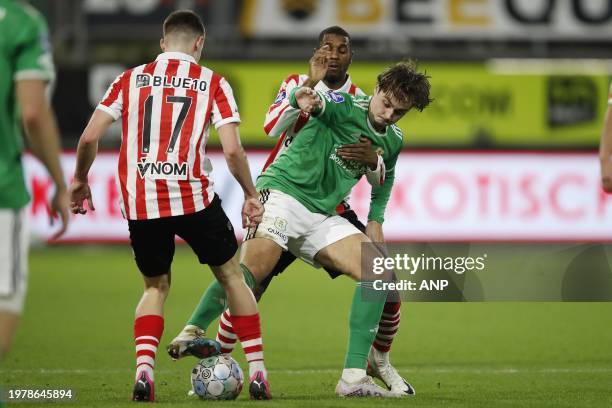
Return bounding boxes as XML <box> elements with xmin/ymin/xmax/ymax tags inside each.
<box><xmin>176</xmin><ymin>55</ymin><xmax>432</xmax><ymax>397</ymax></box>
<box><xmin>0</xmin><ymin>0</ymin><xmax>69</xmax><ymax>361</ymax></box>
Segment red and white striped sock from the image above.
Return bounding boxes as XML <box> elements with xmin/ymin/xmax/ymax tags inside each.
<box><xmin>373</xmin><ymin>302</ymin><xmax>401</xmax><ymax>353</ymax></box>
<box><xmin>216</xmin><ymin>310</ymin><xmax>237</xmax><ymax>354</ymax></box>
<box><xmin>231</xmin><ymin>313</ymin><xmax>266</xmax><ymax>380</ymax></box>
<box><xmin>134</xmin><ymin>315</ymin><xmax>164</xmax><ymax>382</ymax></box>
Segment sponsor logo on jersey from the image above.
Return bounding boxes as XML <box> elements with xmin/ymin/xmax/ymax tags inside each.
<box><xmin>274</xmin><ymin>90</ymin><xmax>286</xmax><ymax>104</ymax></box>
<box><xmin>136</xmin><ymin>74</ymin><xmax>150</xmax><ymax>88</ymax></box>
<box><xmin>137</xmin><ymin>159</ymin><xmax>188</xmax><ymax>180</ymax></box>
<box><xmin>327</xmin><ymin>91</ymin><xmax>345</xmax><ymax>103</ymax></box>
<box><xmin>267</xmin><ymin>227</ymin><xmax>287</xmax><ymax>242</ymax></box>
<box><xmin>329</xmin><ymin>150</ymin><xmax>369</xmax><ymax>178</ymax></box>
<box><xmin>135</xmin><ymin>73</ymin><xmax>208</xmax><ymax>92</ymax></box>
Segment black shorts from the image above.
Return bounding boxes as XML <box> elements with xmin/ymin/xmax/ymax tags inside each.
<box><xmin>127</xmin><ymin>195</ymin><xmax>238</xmax><ymax>277</ymax></box>
<box><xmin>258</xmin><ymin>208</ymin><xmax>366</xmax><ymax>292</ymax></box>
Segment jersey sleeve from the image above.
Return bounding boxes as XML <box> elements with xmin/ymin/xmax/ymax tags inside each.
<box><xmin>289</xmin><ymin>88</ymin><xmax>351</xmax><ymax>124</ymax></box>
<box><xmin>264</xmin><ymin>74</ymin><xmax>303</xmax><ymax>137</ymax></box>
<box><xmin>211</xmin><ymin>77</ymin><xmax>241</xmax><ymax>129</ymax></box>
<box><xmin>14</xmin><ymin>11</ymin><xmax>54</xmax><ymax>82</ymax></box>
<box><xmin>96</xmin><ymin>73</ymin><xmax>124</xmax><ymax>121</ymax></box>
<box><xmin>368</xmin><ymin>150</ymin><xmax>398</xmax><ymax>224</ymax></box>
<box><xmin>365</xmin><ymin>154</ymin><xmax>386</xmax><ymax>187</ymax></box>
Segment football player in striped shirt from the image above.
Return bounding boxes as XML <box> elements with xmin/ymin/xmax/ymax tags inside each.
<box><xmin>69</xmin><ymin>10</ymin><xmax>271</xmax><ymax>401</ymax></box>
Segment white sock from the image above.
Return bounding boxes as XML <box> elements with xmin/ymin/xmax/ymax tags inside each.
<box><xmin>342</xmin><ymin>368</ymin><xmax>366</xmax><ymax>383</ymax></box>
<box><xmin>249</xmin><ymin>360</ymin><xmax>267</xmax><ymax>380</ymax></box>
<box><xmin>135</xmin><ymin>364</ymin><xmax>154</xmax><ymax>382</ymax></box>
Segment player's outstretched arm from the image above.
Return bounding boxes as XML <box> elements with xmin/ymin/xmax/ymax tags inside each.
<box><xmin>293</xmin><ymin>87</ymin><xmax>323</xmax><ymax>113</ymax></box>
<box><xmin>70</xmin><ymin>109</ymin><xmax>114</xmax><ymax>215</ymax></box>
<box><xmin>600</xmin><ymin>93</ymin><xmax>612</xmax><ymax>192</ymax></box>
<box><xmin>264</xmin><ymin>75</ymin><xmax>303</xmax><ymax>137</ymax></box>
<box><xmin>17</xmin><ymin>79</ymin><xmax>69</xmax><ymax>239</ymax></box>
<box><xmin>217</xmin><ymin>123</ymin><xmax>263</xmax><ymax>228</ymax></box>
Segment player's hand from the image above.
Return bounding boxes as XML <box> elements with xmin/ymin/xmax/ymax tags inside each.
<box><xmin>337</xmin><ymin>137</ymin><xmax>378</xmax><ymax>169</ymax></box>
<box><xmin>308</xmin><ymin>44</ymin><xmax>330</xmax><ymax>83</ymax></box>
<box><xmin>69</xmin><ymin>180</ymin><xmax>95</xmax><ymax>215</ymax></box>
<box><xmin>365</xmin><ymin>220</ymin><xmax>388</xmax><ymax>256</ymax></box>
<box><xmin>295</xmin><ymin>87</ymin><xmax>322</xmax><ymax>113</ymax></box>
<box><xmin>242</xmin><ymin>196</ymin><xmax>264</xmax><ymax>228</ymax></box>
<box><xmin>49</xmin><ymin>187</ymin><xmax>70</xmax><ymax>240</ymax></box>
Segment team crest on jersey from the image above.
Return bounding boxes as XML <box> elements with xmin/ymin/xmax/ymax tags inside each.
<box><xmin>274</xmin><ymin>217</ymin><xmax>288</xmax><ymax>232</ymax></box>
<box><xmin>137</xmin><ymin>159</ymin><xmax>188</xmax><ymax>180</ymax></box>
<box><xmin>136</xmin><ymin>74</ymin><xmax>151</xmax><ymax>88</ymax></box>
<box><xmin>327</xmin><ymin>91</ymin><xmax>345</xmax><ymax>103</ymax></box>
<box><xmin>274</xmin><ymin>90</ymin><xmax>286</xmax><ymax>104</ymax></box>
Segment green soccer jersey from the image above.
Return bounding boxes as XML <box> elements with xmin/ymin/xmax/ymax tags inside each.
<box><xmin>257</xmin><ymin>88</ymin><xmax>403</xmax><ymax>223</ymax></box>
<box><xmin>0</xmin><ymin>0</ymin><xmax>54</xmax><ymax>208</ymax></box>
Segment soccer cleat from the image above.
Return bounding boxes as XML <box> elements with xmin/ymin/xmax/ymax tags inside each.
<box><xmin>166</xmin><ymin>325</ymin><xmax>221</xmax><ymax>360</ymax></box>
<box><xmin>249</xmin><ymin>370</ymin><xmax>272</xmax><ymax>400</ymax></box>
<box><xmin>367</xmin><ymin>349</ymin><xmax>415</xmax><ymax>396</ymax></box>
<box><xmin>335</xmin><ymin>375</ymin><xmax>397</xmax><ymax>398</ymax></box>
<box><xmin>132</xmin><ymin>371</ymin><xmax>154</xmax><ymax>402</ymax></box>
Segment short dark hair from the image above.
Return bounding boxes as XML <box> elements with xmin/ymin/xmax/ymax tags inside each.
<box><xmin>377</xmin><ymin>61</ymin><xmax>433</xmax><ymax>112</ymax></box>
<box><xmin>318</xmin><ymin>26</ymin><xmax>351</xmax><ymax>47</ymax></box>
<box><xmin>163</xmin><ymin>10</ymin><xmax>205</xmax><ymax>38</ymax></box>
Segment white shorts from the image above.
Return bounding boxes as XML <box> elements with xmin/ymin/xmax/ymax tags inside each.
<box><xmin>0</xmin><ymin>209</ymin><xmax>29</xmax><ymax>314</ymax></box>
<box><xmin>245</xmin><ymin>189</ymin><xmax>361</xmax><ymax>266</ymax></box>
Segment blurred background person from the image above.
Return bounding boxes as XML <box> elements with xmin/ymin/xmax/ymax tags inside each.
<box><xmin>0</xmin><ymin>0</ymin><xmax>68</xmax><ymax>361</ymax></box>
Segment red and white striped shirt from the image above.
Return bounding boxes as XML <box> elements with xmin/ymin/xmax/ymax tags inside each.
<box><xmin>262</xmin><ymin>74</ymin><xmax>365</xmax><ymax>171</ymax></box>
<box><xmin>97</xmin><ymin>52</ymin><xmax>240</xmax><ymax>220</ymax></box>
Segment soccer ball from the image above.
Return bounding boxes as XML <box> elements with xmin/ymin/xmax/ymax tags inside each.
<box><xmin>191</xmin><ymin>354</ymin><xmax>244</xmax><ymax>400</ymax></box>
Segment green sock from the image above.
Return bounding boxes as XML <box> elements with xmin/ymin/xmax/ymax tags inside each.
<box><xmin>187</xmin><ymin>263</ymin><xmax>256</xmax><ymax>331</ymax></box>
<box><xmin>344</xmin><ymin>282</ymin><xmax>387</xmax><ymax>369</ymax></box>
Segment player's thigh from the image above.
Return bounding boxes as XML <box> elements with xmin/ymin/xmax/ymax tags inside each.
<box><xmin>242</xmin><ymin>189</ymin><xmax>303</xmax><ymax>280</ymax></box>
<box><xmin>0</xmin><ymin>209</ymin><xmax>28</xmax><ymax>315</ymax></box>
<box><xmin>320</xmin><ymin>209</ymin><xmax>367</xmax><ymax>279</ymax></box>
<box><xmin>128</xmin><ymin>217</ymin><xmax>175</xmax><ymax>278</ymax></box>
<box><xmin>290</xmin><ymin>213</ymin><xmax>363</xmax><ymax>273</ymax></box>
<box><xmin>314</xmin><ymin>232</ymin><xmax>367</xmax><ymax>281</ymax></box>
<box><xmin>176</xmin><ymin>195</ymin><xmax>238</xmax><ymax>268</ymax></box>
<box><xmin>240</xmin><ymin>238</ymin><xmax>283</xmax><ymax>284</ymax></box>
<box><xmin>317</xmin><ymin>232</ymin><xmax>391</xmax><ymax>282</ymax></box>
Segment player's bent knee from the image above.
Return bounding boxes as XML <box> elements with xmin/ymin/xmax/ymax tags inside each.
<box><xmin>143</xmin><ymin>274</ymin><xmax>171</xmax><ymax>295</ymax></box>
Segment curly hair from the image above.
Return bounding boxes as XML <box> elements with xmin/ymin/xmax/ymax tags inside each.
<box><xmin>377</xmin><ymin>61</ymin><xmax>433</xmax><ymax>112</ymax></box>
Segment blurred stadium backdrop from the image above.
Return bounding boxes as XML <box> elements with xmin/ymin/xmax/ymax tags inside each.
<box><xmin>20</xmin><ymin>0</ymin><xmax>612</xmax><ymax>242</ymax></box>
<box><xmin>4</xmin><ymin>1</ymin><xmax>612</xmax><ymax>406</ymax></box>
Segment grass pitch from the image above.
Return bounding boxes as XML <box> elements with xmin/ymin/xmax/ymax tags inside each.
<box><xmin>1</xmin><ymin>246</ymin><xmax>611</xmax><ymax>407</ymax></box>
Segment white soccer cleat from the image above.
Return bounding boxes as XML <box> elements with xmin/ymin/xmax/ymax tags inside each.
<box><xmin>367</xmin><ymin>348</ymin><xmax>415</xmax><ymax>396</ymax></box>
<box><xmin>166</xmin><ymin>325</ymin><xmax>220</xmax><ymax>360</ymax></box>
<box><xmin>335</xmin><ymin>375</ymin><xmax>398</xmax><ymax>398</ymax></box>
